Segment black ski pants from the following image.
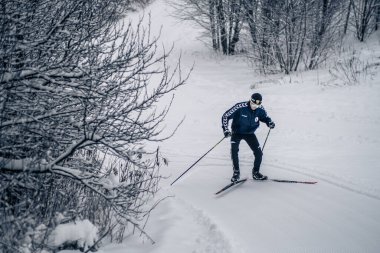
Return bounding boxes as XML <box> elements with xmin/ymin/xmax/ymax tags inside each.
<box><xmin>230</xmin><ymin>133</ymin><xmax>263</xmax><ymax>175</ymax></box>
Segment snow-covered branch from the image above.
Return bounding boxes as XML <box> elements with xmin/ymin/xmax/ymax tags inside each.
<box><xmin>0</xmin><ymin>0</ymin><xmax>187</xmax><ymax>252</ymax></box>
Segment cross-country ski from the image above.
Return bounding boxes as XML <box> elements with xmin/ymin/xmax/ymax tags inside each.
<box><xmin>270</xmin><ymin>179</ymin><xmax>317</xmax><ymax>184</ymax></box>
<box><xmin>215</xmin><ymin>178</ymin><xmax>248</xmax><ymax>195</ymax></box>
<box><xmin>215</xmin><ymin>177</ymin><xmax>316</xmax><ymax>196</ymax></box>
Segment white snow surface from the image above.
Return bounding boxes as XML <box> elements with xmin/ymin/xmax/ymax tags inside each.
<box><xmin>61</xmin><ymin>0</ymin><xmax>380</xmax><ymax>252</ymax></box>
<box><xmin>49</xmin><ymin>219</ymin><xmax>98</xmax><ymax>250</ymax></box>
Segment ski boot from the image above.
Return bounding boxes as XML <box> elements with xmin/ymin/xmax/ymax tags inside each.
<box><xmin>252</xmin><ymin>171</ymin><xmax>268</xmax><ymax>181</ymax></box>
<box><xmin>231</xmin><ymin>171</ymin><xmax>240</xmax><ymax>183</ymax></box>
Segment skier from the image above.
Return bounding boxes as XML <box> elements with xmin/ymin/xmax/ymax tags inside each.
<box><xmin>221</xmin><ymin>93</ymin><xmax>275</xmax><ymax>182</ymax></box>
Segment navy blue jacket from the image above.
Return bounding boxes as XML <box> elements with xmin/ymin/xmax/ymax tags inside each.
<box><xmin>222</xmin><ymin>102</ymin><xmax>272</xmax><ymax>134</ymax></box>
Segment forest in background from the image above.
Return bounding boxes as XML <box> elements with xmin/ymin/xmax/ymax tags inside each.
<box><xmin>173</xmin><ymin>0</ymin><xmax>380</xmax><ymax>73</ymax></box>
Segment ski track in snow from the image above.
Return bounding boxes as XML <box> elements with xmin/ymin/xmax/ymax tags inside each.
<box><xmin>265</xmin><ymin>162</ymin><xmax>380</xmax><ymax>201</ymax></box>
<box><xmin>164</xmin><ymin>151</ymin><xmax>380</xmax><ymax>201</ymax></box>
<box><xmin>173</xmin><ymin>198</ymin><xmax>241</xmax><ymax>253</ymax></box>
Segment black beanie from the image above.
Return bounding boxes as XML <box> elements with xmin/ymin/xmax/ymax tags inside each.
<box><xmin>251</xmin><ymin>93</ymin><xmax>262</xmax><ymax>101</ymax></box>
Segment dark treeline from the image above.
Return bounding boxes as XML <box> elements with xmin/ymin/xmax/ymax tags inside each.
<box><xmin>173</xmin><ymin>0</ymin><xmax>380</xmax><ymax>74</ymax></box>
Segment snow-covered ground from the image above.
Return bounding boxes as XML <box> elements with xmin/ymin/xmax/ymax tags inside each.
<box><xmin>61</xmin><ymin>0</ymin><xmax>380</xmax><ymax>252</ymax></box>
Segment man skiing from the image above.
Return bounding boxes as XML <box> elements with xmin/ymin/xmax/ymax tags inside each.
<box><xmin>221</xmin><ymin>93</ymin><xmax>275</xmax><ymax>182</ymax></box>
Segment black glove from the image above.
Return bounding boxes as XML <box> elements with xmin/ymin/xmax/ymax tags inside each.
<box><xmin>224</xmin><ymin>130</ymin><xmax>232</xmax><ymax>138</ymax></box>
<box><xmin>267</xmin><ymin>121</ymin><xmax>275</xmax><ymax>129</ymax></box>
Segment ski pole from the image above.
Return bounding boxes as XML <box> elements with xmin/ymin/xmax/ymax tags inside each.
<box><xmin>171</xmin><ymin>136</ymin><xmax>226</xmax><ymax>186</ymax></box>
<box><xmin>261</xmin><ymin>129</ymin><xmax>271</xmax><ymax>152</ymax></box>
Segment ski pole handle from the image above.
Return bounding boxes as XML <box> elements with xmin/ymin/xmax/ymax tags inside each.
<box><xmin>171</xmin><ymin>136</ymin><xmax>226</xmax><ymax>186</ymax></box>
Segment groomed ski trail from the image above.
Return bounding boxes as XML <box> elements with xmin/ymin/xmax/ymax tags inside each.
<box><xmin>121</xmin><ymin>0</ymin><xmax>380</xmax><ymax>252</ymax></box>
<box><xmin>172</xmin><ymin>197</ymin><xmax>244</xmax><ymax>253</ymax></box>
<box><xmin>171</xmin><ymin>163</ymin><xmax>380</xmax><ymax>253</ymax></box>
<box><xmin>139</xmin><ymin>193</ymin><xmax>246</xmax><ymax>253</ymax></box>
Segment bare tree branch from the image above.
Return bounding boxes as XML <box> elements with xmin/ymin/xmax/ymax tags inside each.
<box><xmin>0</xmin><ymin>0</ymin><xmax>188</xmax><ymax>251</ymax></box>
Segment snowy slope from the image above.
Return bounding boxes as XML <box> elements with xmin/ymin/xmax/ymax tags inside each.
<box><xmin>94</xmin><ymin>1</ymin><xmax>380</xmax><ymax>253</ymax></box>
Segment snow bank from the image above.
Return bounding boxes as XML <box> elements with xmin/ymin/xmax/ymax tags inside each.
<box><xmin>48</xmin><ymin>219</ymin><xmax>98</xmax><ymax>251</ymax></box>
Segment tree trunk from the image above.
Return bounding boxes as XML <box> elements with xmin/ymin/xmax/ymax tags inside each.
<box><xmin>216</xmin><ymin>0</ymin><xmax>228</xmax><ymax>54</ymax></box>
<box><xmin>228</xmin><ymin>0</ymin><xmax>242</xmax><ymax>54</ymax></box>
<box><xmin>243</xmin><ymin>0</ymin><xmax>258</xmax><ymax>44</ymax></box>
<box><xmin>209</xmin><ymin>0</ymin><xmax>219</xmax><ymax>50</ymax></box>
<box><xmin>360</xmin><ymin>0</ymin><xmax>369</xmax><ymax>41</ymax></box>
<box><xmin>308</xmin><ymin>0</ymin><xmax>329</xmax><ymax>69</ymax></box>
<box><xmin>261</xmin><ymin>2</ymin><xmax>271</xmax><ymax>67</ymax></box>
<box><xmin>375</xmin><ymin>0</ymin><xmax>380</xmax><ymax>30</ymax></box>
<box><xmin>344</xmin><ymin>0</ymin><xmax>352</xmax><ymax>34</ymax></box>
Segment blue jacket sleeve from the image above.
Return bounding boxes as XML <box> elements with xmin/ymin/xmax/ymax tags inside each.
<box><xmin>221</xmin><ymin>103</ymin><xmax>243</xmax><ymax>132</ymax></box>
<box><xmin>259</xmin><ymin>106</ymin><xmax>272</xmax><ymax>125</ymax></box>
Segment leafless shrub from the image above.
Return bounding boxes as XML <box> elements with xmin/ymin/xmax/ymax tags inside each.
<box><xmin>0</xmin><ymin>0</ymin><xmax>188</xmax><ymax>252</ymax></box>
<box><xmin>329</xmin><ymin>56</ymin><xmax>363</xmax><ymax>85</ymax></box>
<box><xmin>328</xmin><ymin>55</ymin><xmax>376</xmax><ymax>86</ymax></box>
